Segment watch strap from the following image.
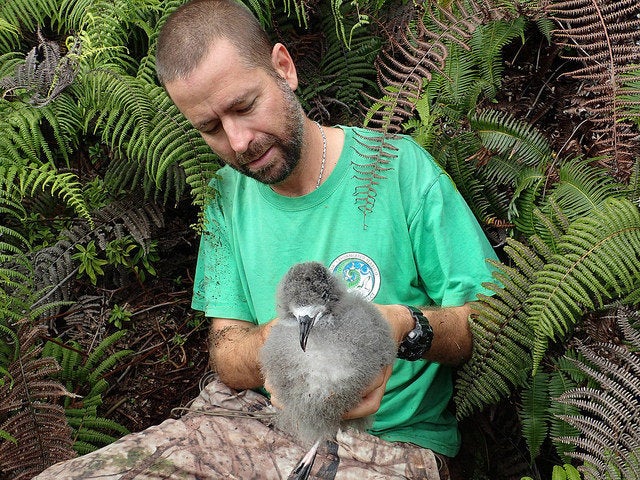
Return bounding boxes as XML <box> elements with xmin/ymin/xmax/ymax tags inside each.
<box><xmin>397</xmin><ymin>305</ymin><xmax>434</xmax><ymax>361</ymax></box>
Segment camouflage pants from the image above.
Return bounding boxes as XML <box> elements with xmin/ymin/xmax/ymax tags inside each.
<box><xmin>35</xmin><ymin>375</ymin><xmax>443</xmax><ymax>479</ymax></box>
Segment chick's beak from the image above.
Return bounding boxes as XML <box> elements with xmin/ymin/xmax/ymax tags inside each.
<box><xmin>297</xmin><ymin>314</ymin><xmax>314</xmax><ymax>352</ymax></box>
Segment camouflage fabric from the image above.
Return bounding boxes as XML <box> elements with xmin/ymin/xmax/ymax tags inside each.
<box><xmin>35</xmin><ymin>375</ymin><xmax>441</xmax><ymax>479</ymax></box>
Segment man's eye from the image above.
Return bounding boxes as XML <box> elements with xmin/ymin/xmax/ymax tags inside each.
<box><xmin>238</xmin><ymin>100</ymin><xmax>255</xmax><ymax>114</ymax></box>
<box><xmin>201</xmin><ymin>124</ymin><xmax>221</xmax><ymax>135</ymax></box>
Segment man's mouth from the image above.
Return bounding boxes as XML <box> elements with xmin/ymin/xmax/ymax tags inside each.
<box><xmin>242</xmin><ymin>146</ymin><xmax>273</xmax><ymax>170</ymax></box>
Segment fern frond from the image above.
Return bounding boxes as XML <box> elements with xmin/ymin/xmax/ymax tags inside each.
<box><xmin>42</xmin><ymin>330</ymin><xmax>131</xmax><ymax>453</ymax></box>
<box><xmin>469</xmin><ymin>16</ymin><xmax>526</xmax><ymax>98</ymax></box>
<box><xmin>366</xmin><ymin>1</ymin><xmax>488</xmax><ymax>133</ymax></box>
<box><xmin>455</xmin><ymin>237</ymin><xmax>542</xmax><ymax>417</ymax></box>
<box><xmin>528</xmin><ymin>198</ymin><xmax>640</xmax><ymax>372</ymax></box>
<box><xmin>520</xmin><ymin>372</ymin><xmax>550</xmax><ymax>460</ymax></box>
<box><xmin>548</xmin><ymin>356</ymin><xmax>581</xmax><ymax>460</ymax></box>
<box><xmin>0</xmin><ymin>162</ymin><xmax>91</xmax><ymax>221</ymax></box>
<box><xmin>0</xmin><ymin>321</ymin><xmax>75</xmax><ymax>479</ymax></box>
<box><xmin>434</xmin><ymin>132</ymin><xmax>491</xmax><ymax>224</ymax></box>
<box><xmin>299</xmin><ymin>8</ymin><xmax>380</xmax><ymax>124</ymax></box>
<box><xmin>0</xmin><ymin>30</ymin><xmax>80</xmax><ymax>106</ymax></box>
<box><xmin>0</xmin><ymin>17</ymin><xmax>21</xmax><ymax>53</ymax></box>
<box><xmin>0</xmin><ymin>101</ymin><xmax>55</xmax><ymax>165</ymax></box>
<box><xmin>350</xmin><ymin>129</ymin><xmax>397</xmax><ymax>227</ymax></box>
<box><xmin>471</xmin><ymin>109</ymin><xmax>553</xmax><ymax>167</ymax></box>
<box><xmin>545</xmin><ymin>0</ymin><xmax>640</xmax><ymax>178</ymax></box>
<box><xmin>544</xmin><ymin>158</ymin><xmax>625</xmax><ymax>222</ymax></box>
<box><xmin>32</xmin><ymin>199</ymin><xmax>164</xmax><ymax>308</ymax></box>
<box><xmin>555</xmin><ymin>311</ymin><xmax>640</xmax><ymax>480</ymax></box>
<box><xmin>0</xmin><ymin>0</ymin><xmax>59</xmax><ymax>53</ymax></box>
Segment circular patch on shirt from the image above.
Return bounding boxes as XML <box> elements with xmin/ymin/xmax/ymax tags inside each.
<box><xmin>329</xmin><ymin>253</ymin><xmax>380</xmax><ymax>301</ymax></box>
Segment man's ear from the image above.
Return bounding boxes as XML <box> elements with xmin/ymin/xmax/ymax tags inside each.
<box><xmin>271</xmin><ymin>43</ymin><xmax>298</xmax><ymax>91</ymax></box>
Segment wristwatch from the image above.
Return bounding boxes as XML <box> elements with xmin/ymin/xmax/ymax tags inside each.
<box><xmin>397</xmin><ymin>305</ymin><xmax>434</xmax><ymax>361</ymax></box>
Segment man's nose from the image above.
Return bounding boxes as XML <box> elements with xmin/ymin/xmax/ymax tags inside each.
<box><xmin>224</xmin><ymin>118</ymin><xmax>253</xmax><ymax>155</ymax></box>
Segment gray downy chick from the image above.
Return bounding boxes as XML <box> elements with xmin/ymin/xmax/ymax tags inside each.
<box><xmin>260</xmin><ymin>261</ymin><xmax>397</xmax><ymax>479</ymax></box>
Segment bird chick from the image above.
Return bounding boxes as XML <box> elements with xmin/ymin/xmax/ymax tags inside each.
<box><xmin>260</xmin><ymin>261</ymin><xmax>396</xmax><ymax>478</ymax></box>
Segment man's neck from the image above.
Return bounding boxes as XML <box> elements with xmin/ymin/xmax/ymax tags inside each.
<box><xmin>270</xmin><ymin>121</ymin><xmax>343</xmax><ymax>197</ymax></box>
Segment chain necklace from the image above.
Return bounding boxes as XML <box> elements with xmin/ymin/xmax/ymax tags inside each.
<box><xmin>314</xmin><ymin>121</ymin><xmax>327</xmax><ymax>189</ymax></box>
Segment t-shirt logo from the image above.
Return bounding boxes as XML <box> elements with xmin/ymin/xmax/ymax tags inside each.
<box><xmin>329</xmin><ymin>253</ymin><xmax>380</xmax><ymax>301</ymax></box>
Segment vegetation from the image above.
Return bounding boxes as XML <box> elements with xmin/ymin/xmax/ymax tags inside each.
<box><xmin>0</xmin><ymin>0</ymin><xmax>639</xmax><ymax>479</ymax></box>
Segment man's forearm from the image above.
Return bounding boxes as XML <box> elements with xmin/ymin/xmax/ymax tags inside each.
<box><xmin>208</xmin><ymin>320</ymin><xmax>272</xmax><ymax>390</ymax></box>
<box><xmin>378</xmin><ymin>303</ymin><xmax>473</xmax><ymax>366</ymax></box>
<box><xmin>421</xmin><ymin>304</ymin><xmax>473</xmax><ymax>365</ymax></box>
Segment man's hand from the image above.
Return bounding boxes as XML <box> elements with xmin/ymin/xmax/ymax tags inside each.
<box><xmin>342</xmin><ymin>364</ymin><xmax>393</xmax><ymax>420</ymax></box>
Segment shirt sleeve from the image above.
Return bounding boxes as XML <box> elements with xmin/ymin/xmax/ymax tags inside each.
<box><xmin>410</xmin><ymin>171</ymin><xmax>498</xmax><ymax>307</ymax></box>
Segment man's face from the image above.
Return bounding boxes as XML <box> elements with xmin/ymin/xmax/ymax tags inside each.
<box><xmin>164</xmin><ymin>40</ymin><xmax>305</xmax><ymax>185</ymax></box>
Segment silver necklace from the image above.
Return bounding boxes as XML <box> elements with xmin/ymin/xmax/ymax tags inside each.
<box><xmin>314</xmin><ymin>121</ymin><xmax>327</xmax><ymax>189</ymax></box>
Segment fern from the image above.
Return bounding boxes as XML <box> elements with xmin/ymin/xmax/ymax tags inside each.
<box><xmin>548</xmin><ymin>356</ymin><xmax>581</xmax><ymax>460</ymax></box>
<box><xmin>350</xmin><ymin>129</ymin><xmax>397</xmax><ymax>227</ymax></box>
<box><xmin>469</xmin><ymin>16</ymin><xmax>526</xmax><ymax>98</ymax></box>
<box><xmin>0</xmin><ymin>321</ymin><xmax>75</xmax><ymax>479</ymax></box>
<box><xmin>298</xmin><ymin>6</ymin><xmax>380</xmax><ymax>124</ymax></box>
<box><xmin>544</xmin><ymin>0</ymin><xmax>640</xmax><ymax>178</ymax></box>
<box><xmin>471</xmin><ymin>109</ymin><xmax>552</xmax><ymax>168</ymax></box>
<box><xmin>555</xmin><ymin>310</ymin><xmax>640</xmax><ymax>480</ymax></box>
<box><xmin>366</xmin><ymin>1</ymin><xmax>486</xmax><ymax>133</ymax></box>
<box><xmin>31</xmin><ymin>199</ymin><xmax>164</xmax><ymax>310</ymax></box>
<box><xmin>455</xmin><ymin>237</ymin><xmax>541</xmax><ymax>417</ymax></box>
<box><xmin>42</xmin><ymin>330</ymin><xmax>131</xmax><ymax>453</ymax></box>
<box><xmin>528</xmin><ymin>198</ymin><xmax>640</xmax><ymax>372</ymax></box>
<box><xmin>519</xmin><ymin>371</ymin><xmax>551</xmax><ymax>460</ymax></box>
<box><xmin>0</xmin><ymin>29</ymin><xmax>80</xmax><ymax>106</ymax></box>
<box><xmin>513</xmin><ymin>159</ymin><xmax>627</xmax><ymax>243</ymax></box>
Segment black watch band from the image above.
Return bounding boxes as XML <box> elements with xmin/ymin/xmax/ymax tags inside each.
<box><xmin>397</xmin><ymin>305</ymin><xmax>434</xmax><ymax>361</ymax></box>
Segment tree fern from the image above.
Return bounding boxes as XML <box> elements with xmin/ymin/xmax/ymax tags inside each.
<box><xmin>528</xmin><ymin>198</ymin><xmax>640</xmax><ymax>372</ymax></box>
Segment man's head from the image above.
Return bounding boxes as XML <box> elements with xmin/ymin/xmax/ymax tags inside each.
<box><xmin>156</xmin><ymin>0</ymin><xmax>308</xmax><ymax>188</ymax></box>
<box><xmin>156</xmin><ymin>0</ymin><xmax>273</xmax><ymax>86</ymax></box>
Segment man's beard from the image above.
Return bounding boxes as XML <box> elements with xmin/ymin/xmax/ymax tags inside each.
<box><xmin>231</xmin><ymin>79</ymin><xmax>305</xmax><ymax>185</ymax></box>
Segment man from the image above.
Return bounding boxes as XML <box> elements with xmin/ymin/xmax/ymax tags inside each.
<box><xmin>156</xmin><ymin>0</ymin><xmax>498</xmax><ymax>475</ymax></box>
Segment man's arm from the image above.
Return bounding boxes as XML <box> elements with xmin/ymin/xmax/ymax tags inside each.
<box><xmin>208</xmin><ymin>317</ymin><xmax>274</xmax><ymax>390</ymax></box>
<box><xmin>378</xmin><ymin>303</ymin><xmax>474</xmax><ymax>366</ymax></box>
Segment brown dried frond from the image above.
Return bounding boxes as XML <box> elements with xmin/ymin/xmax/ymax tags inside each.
<box><xmin>545</xmin><ymin>0</ymin><xmax>640</xmax><ymax>181</ymax></box>
<box><xmin>0</xmin><ymin>320</ymin><xmax>75</xmax><ymax>479</ymax></box>
<box><xmin>367</xmin><ymin>0</ymin><xmax>489</xmax><ymax>133</ymax></box>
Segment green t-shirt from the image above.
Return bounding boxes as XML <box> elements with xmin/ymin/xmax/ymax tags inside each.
<box><xmin>192</xmin><ymin>126</ymin><xmax>498</xmax><ymax>456</ymax></box>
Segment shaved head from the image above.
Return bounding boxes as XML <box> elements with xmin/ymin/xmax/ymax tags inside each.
<box><xmin>156</xmin><ymin>0</ymin><xmax>274</xmax><ymax>85</ymax></box>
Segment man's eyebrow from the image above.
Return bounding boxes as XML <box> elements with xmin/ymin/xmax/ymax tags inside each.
<box><xmin>226</xmin><ymin>93</ymin><xmax>253</xmax><ymax>109</ymax></box>
<box><xmin>195</xmin><ymin>119</ymin><xmax>216</xmax><ymax>131</ymax></box>
<box><xmin>194</xmin><ymin>93</ymin><xmax>255</xmax><ymax>131</ymax></box>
